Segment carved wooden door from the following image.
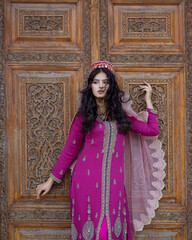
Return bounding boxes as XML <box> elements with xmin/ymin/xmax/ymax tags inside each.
<box><xmin>5</xmin><ymin>0</ymin><xmax>186</xmax><ymax>239</ymax></box>
<box><xmin>5</xmin><ymin>0</ymin><xmax>92</xmax><ymax>239</ymax></box>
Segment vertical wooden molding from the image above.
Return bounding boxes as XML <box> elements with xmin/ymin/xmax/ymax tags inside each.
<box><xmin>90</xmin><ymin>0</ymin><xmax>100</xmax><ymax>64</ymax></box>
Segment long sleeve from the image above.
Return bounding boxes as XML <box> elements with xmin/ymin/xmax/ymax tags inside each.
<box><xmin>50</xmin><ymin>114</ymin><xmax>84</xmax><ymax>183</ymax></box>
<box><xmin>128</xmin><ymin>108</ymin><xmax>160</xmax><ymax>136</ymax></box>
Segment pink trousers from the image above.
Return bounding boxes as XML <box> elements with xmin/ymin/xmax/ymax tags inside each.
<box><xmin>99</xmin><ymin>216</ymin><xmax>108</xmax><ymax>240</ymax></box>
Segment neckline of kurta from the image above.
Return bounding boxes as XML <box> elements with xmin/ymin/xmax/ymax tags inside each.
<box><xmin>96</xmin><ymin>116</ymin><xmax>117</xmax><ymax>123</ymax></box>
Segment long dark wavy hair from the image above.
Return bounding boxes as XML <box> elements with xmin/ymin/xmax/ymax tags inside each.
<box><xmin>78</xmin><ymin>68</ymin><xmax>132</xmax><ymax>134</ymax></box>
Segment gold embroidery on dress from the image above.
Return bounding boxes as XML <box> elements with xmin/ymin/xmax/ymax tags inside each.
<box><xmin>95</xmin><ymin>121</ymin><xmax>117</xmax><ymax>240</ymax></box>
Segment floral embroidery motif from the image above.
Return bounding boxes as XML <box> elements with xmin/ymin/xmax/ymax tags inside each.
<box><xmin>115</xmin><ymin>152</ymin><xmax>118</xmax><ymax>158</ymax></box>
<box><xmin>113</xmin><ymin>209</ymin><xmax>116</xmax><ymax>215</ymax></box>
<box><xmin>120</xmin><ymin>167</ymin><xmax>122</xmax><ymax>173</ymax></box>
<box><xmin>83</xmin><ymin>156</ymin><xmax>86</xmax><ymax>162</ymax></box>
<box><xmin>96</xmin><ymin>182</ymin><xmax>99</xmax><ymax>188</ymax></box>
<box><xmin>113</xmin><ymin>179</ymin><xmax>117</xmax><ymax>185</ymax></box>
<box><xmin>72</xmin><ymin>207</ymin><xmax>74</xmax><ymax>217</ymax></box>
<box><xmin>114</xmin><ymin>217</ymin><xmax>122</xmax><ymax>238</ymax></box>
<box><xmin>71</xmin><ymin>223</ymin><xmax>78</xmax><ymax>240</ymax></box>
<box><xmin>123</xmin><ymin>222</ymin><xmax>127</xmax><ymax>240</ymax></box>
<box><xmin>87</xmin><ymin>196</ymin><xmax>90</xmax><ymax>202</ymax></box>
<box><xmin>77</xmin><ymin>183</ymin><xmax>80</xmax><ymax>189</ymax></box>
<box><xmin>73</xmin><ymin>139</ymin><xmax>76</xmax><ymax>144</ymax></box>
<box><xmin>96</xmin><ymin>153</ymin><xmax>99</xmax><ymax>159</ymax></box>
<box><xmin>78</xmin><ymin>215</ymin><xmax>81</xmax><ymax>221</ymax></box>
<box><xmin>82</xmin><ymin>220</ymin><xmax>94</xmax><ymax>240</ymax></box>
<box><xmin>123</xmin><ymin>207</ymin><xmax>126</xmax><ymax>216</ymax></box>
<box><xmin>99</xmin><ymin>124</ymin><xmax>102</xmax><ymax>128</ymax></box>
<box><xmin>95</xmin><ymin>212</ymin><xmax>98</xmax><ymax>218</ymax></box>
<box><xmin>91</xmin><ymin>139</ymin><xmax>94</xmax><ymax>144</ymax></box>
<box><xmin>87</xmin><ymin>169</ymin><xmax>90</xmax><ymax>175</ymax></box>
<box><xmin>59</xmin><ymin>170</ymin><xmax>63</xmax><ymax>175</ymax></box>
<box><xmin>119</xmin><ymin>191</ymin><xmax>122</xmax><ymax>197</ymax></box>
<box><xmin>87</xmin><ymin>204</ymin><xmax>91</xmax><ymax>214</ymax></box>
<box><xmin>72</xmin><ymin>199</ymin><xmax>75</xmax><ymax>205</ymax></box>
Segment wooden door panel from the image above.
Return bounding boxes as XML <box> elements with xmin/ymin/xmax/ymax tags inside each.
<box><xmin>7</xmin><ymin>65</ymin><xmax>83</xmax><ymax>204</ymax></box>
<box><xmin>108</xmin><ymin>0</ymin><xmax>185</xmax><ymax>53</ymax></box>
<box><xmin>5</xmin><ymin>0</ymin><xmax>91</xmax><ymax>239</ymax></box>
<box><xmin>116</xmin><ymin>67</ymin><xmax>186</xmax><ymax>200</ymax></box>
<box><xmin>6</xmin><ymin>1</ymin><xmax>82</xmax><ymax>51</ymax></box>
<box><xmin>99</xmin><ymin>0</ymin><xmax>186</xmax><ymax>239</ymax></box>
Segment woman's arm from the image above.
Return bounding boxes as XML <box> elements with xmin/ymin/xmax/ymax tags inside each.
<box><xmin>36</xmin><ymin>114</ymin><xmax>85</xmax><ymax>198</ymax></box>
<box><xmin>128</xmin><ymin>109</ymin><xmax>160</xmax><ymax>136</ymax></box>
<box><xmin>50</xmin><ymin>114</ymin><xmax>85</xmax><ymax>183</ymax></box>
<box><xmin>128</xmin><ymin>82</ymin><xmax>160</xmax><ymax>136</ymax></box>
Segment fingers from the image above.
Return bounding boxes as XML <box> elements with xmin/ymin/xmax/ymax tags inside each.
<box><xmin>139</xmin><ymin>82</ymin><xmax>152</xmax><ymax>92</ymax></box>
<box><xmin>36</xmin><ymin>185</ymin><xmax>42</xmax><ymax>199</ymax></box>
<box><xmin>42</xmin><ymin>189</ymin><xmax>49</xmax><ymax>196</ymax></box>
<box><xmin>36</xmin><ymin>185</ymin><xmax>44</xmax><ymax>199</ymax></box>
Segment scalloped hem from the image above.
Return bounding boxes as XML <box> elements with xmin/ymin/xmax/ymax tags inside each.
<box><xmin>134</xmin><ymin>137</ymin><xmax>166</xmax><ymax>232</ymax></box>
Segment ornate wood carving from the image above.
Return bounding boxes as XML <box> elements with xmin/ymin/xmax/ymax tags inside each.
<box><xmin>18</xmin><ymin>10</ymin><xmax>69</xmax><ymax>36</ymax></box>
<box><xmin>186</xmin><ymin>0</ymin><xmax>192</xmax><ymax>239</ymax></box>
<box><xmin>108</xmin><ymin>0</ymin><xmax>185</xmax><ymax>53</ymax></box>
<box><xmin>6</xmin><ymin>2</ymin><xmax>82</xmax><ymax>51</ymax></box>
<box><xmin>24</xmin><ymin>81</ymin><xmax>68</xmax><ymax>191</ymax></box>
<box><xmin>123</xmin><ymin>12</ymin><xmax>171</xmax><ymax>37</ymax></box>
<box><xmin>109</xmin><ymin>54</ymin><xmax>184</xmax><ymax>64</ymax></box>
<box><xmin>17</xmin><ymin>229</ymin><xmax>71</xmax><ymax>240</ymax></box>
<box><xmin>7</xmin><ymin>53</ymin><xmax>82</xmax><ymax>62</ymax></box>
<box><xmin>0</xmin><ymin>0</ymin><xmax>7</xmax><ymax>238</ymax></box>
<box><xmin>9</xmin><ymin>209</ymin><xmax>71</xmax><ymax>220</ymax></box>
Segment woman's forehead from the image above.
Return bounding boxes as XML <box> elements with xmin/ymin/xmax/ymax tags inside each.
<box><xmin>93</xmin><ymin>72</ymin><xmax>108</xmax><ymax>80</ymax></box>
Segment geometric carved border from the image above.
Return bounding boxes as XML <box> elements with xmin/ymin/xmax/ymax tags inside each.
<box><xmin>186</xmin><ymin>0</ymin><xmax>192</xmax><ymax>239</ymax></box>
<box><xmin>0</xmin><ymin>0</ymin><xmax>7</xmax><ymax>238</ymax></box>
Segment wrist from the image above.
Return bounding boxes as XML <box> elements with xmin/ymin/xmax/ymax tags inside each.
<box><xmin>48</xmin><ymin>177</ymin><xmax>54</xmax><ymax>184</ymax></box>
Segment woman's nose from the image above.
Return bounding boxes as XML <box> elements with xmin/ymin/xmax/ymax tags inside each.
<box><xmin>99</xmin><ymin>81</ymin><xmax>104</xmax><ymax>88</ymax></box>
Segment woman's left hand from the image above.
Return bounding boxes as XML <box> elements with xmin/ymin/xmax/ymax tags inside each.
<box><xmin>139</xmin><ymin>82</ymin><xmax>153</xmax><ymax>109</ymax></box>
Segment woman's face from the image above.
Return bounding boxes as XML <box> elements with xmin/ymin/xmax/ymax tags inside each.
<box><xmin>91</xmin><ymin>71</ymin><xmax>109</xmax><ymax>99</ymax></box>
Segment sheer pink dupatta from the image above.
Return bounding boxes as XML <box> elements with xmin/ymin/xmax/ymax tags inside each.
<box><xmin>122</xmin><ymin>95</ymin><xmax>166</xmax><ymax>232</ymax></box>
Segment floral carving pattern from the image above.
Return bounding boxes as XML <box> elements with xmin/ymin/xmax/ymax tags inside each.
<box><xmin>22</xmin><ymin>81</ymin><xmax>69</xmax><ymax>191</ymax></box>
<box><xmin>18</xmin><ymin>10</ymin><xmax>69</xmax><ymax>36</ymax></box>
<box><xmin>123</xmin><ymin>12</ymin><xmax>171</xmax><ymax>38</ymax></box>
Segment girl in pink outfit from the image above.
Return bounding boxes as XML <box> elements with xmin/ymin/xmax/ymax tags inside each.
<box><xmin>36</xmin><ymin>62</ymin><xmax>165</xmax><ymax>240</ymax></box>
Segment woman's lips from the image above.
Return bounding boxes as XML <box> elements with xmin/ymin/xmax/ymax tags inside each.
<box><xmin>98</xmin><ymin>90</ymin><xmax>104</xmax><ymax>94</ymax></box>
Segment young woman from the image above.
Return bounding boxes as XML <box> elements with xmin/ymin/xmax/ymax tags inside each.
<box><xmin>36</xmin><ymin>61</ymin><xmax>165</xmax><ymax>240</ymax></box>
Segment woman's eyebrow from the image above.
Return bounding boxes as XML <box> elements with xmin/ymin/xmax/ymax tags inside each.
<box><xmin>93</xmin><ymin>78</ymin><xmax>108</xmax><ymax>81</ymax></box>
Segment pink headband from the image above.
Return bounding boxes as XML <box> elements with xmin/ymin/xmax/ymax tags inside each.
<box><xmin>90</xmin><ymin>61</ymin><xmax>115</xmax><ymax>74</ymax></box>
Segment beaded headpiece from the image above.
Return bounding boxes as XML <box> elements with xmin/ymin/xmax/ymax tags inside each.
<box><xmin>90</xmin><ymin>61</ymin><xmax>115</xmax><ymax>74</ymax></box>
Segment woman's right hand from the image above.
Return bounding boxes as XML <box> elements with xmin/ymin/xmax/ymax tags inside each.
<box><xmin>36</xmin><ymin>177</ymin><xmax>54</xmax><ymax>199</ymax></box>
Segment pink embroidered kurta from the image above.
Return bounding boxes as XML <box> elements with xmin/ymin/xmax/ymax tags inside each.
<box><xmin>51</xmin><ymin>109</ymin><xmax>160</xmax><ymax>240</ymax></box>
